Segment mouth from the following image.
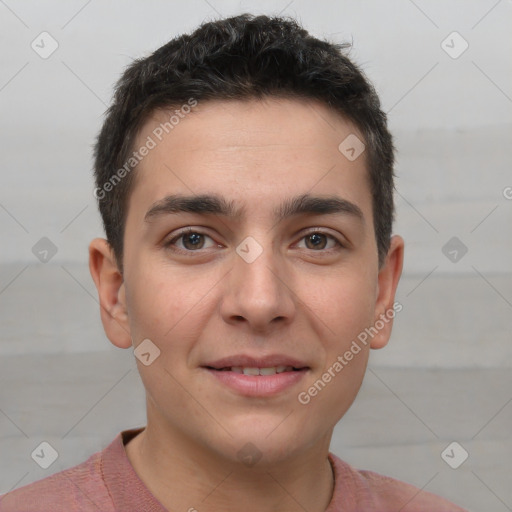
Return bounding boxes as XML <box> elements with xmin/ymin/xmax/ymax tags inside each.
<box><xmin>202</xmin><ymin>356</ymin><xmax>310</xmax><ymax>396</ymax></box>
<box><xmin>205</xmin><ymin>365</ymin><xmax>305</xmax><ymax>376</ymax></box>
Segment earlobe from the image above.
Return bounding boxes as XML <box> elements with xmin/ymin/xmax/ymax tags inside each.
<box><xmin>370</xmin><ymin>235</ymin><xmax>404</xmax><ymax>350</ymax></box>
<box><xmin>88</xmin><ymin>238</ymin><xmax>132</xmax><ymax>349</ymax></box>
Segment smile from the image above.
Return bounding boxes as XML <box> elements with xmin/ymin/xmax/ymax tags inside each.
<box><xmin>211</xmin><ymin>365</ymin><xmax>299</xmax><ymax>375</ymax></box>
<box><xmin>203</xmin><ymin>365</ymin><xmax>309</xmax><ymax>397</ymax></box>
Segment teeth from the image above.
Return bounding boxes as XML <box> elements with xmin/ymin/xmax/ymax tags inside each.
<box><xmin>213</xmin><ymin>366</ymin><xmax>298</xmax><ymax>374</ymax></box>
<box><xmin>231</xmin><ymin>366</ymin><xmax>294</xmax><ymax>375</ymax></box>
<box><xmin>242</xmin><ymin>367</ymin><xmax>260</xmax><ymax>376</ymax></box>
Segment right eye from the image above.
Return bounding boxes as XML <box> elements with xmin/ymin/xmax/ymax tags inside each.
<box><xmin>165</xmin><ymin>228</ymin><xmax>219</xmax><ymax>253</ymax></box>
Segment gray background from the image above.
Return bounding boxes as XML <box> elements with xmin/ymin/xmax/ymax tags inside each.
<box><xmin>1</xmin><ymin>1</ymin><xmax>511</xmax><ymax>510</ymax></box>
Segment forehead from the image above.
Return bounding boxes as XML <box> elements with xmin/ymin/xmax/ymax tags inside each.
<box><xmin>128</xmin><ymin>97</ymin><xmax>372</xmax><ymax>223</ymax></box>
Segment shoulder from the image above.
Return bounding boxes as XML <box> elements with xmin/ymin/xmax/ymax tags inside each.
<box><xmin>328</xmin><ymin>453</ymin><xmax>468</xmax><ymax>512</ymax></box>
<box><xmin>0</xmin><ymin>448</ymin><xmax>113</xmax><ymax>512</ymax></box>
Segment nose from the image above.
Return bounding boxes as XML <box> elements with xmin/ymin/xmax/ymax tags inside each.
<box><xmin>220</xmin><ymin>238</ymin><xmax>296</xmax><ymax>334</ymax></box>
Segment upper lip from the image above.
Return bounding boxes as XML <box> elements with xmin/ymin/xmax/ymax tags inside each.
<box><xmin>203</xmin><ymin>354</ymin><xmax>309</xmax><ymax>369</ymax></box>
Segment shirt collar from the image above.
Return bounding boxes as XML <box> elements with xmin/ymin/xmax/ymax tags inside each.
<box><xmin>103</xmin><ymin>427</ymin><xmax>349</xmax><ymax>511</ymax></box>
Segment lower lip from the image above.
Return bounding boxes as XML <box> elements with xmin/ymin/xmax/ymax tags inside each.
<box><xmin>204</xmin><ymin>368</ymin><xmax>308</xmax><ymax>397</ymax></box>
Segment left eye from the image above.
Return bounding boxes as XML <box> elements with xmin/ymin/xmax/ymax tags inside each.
<box><xmin>297</xmin><ymin>232</ymin><xmax>339</xmax><ymax>250</ymax></box>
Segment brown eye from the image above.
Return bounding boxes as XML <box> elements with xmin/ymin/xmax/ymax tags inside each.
<box><xmin>298</xmin><ymin>231</ymin><xmax>340</xmax><ymax>251</ymax></box>
<box><xmin>166</xmin><ymin>229</ymin><xmax>217</xmax><ymax>252</ymax></box>
<box><xmin>182</xmin><ymin>232</ymin><xmax>205</xmax><ymax>250</ymax></box>
<box><xmin>305</xmin><ymin>233</ymin><xmax>327</xmax><ymax>250</ymax></box>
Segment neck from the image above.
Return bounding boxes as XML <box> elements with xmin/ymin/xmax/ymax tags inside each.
<box><xmin>125</xmin><ymin>420</ymin><xmax>334</xmax><ymax>512</ymax></box>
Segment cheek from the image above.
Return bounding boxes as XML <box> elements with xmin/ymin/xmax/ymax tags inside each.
<box><xmin>124</xmin><ymin>264</ymin><xmax>220</xmax><ymax>399</ymax></box>
<box><xmin>305</xmin><ymin>271</ymin><xmax>375</xmax><ymax>406</ymax></box>
<box><xmin>124</xmin><ymin>268</ymin><xmax>207</xmax><ymax>416</ymax></box>
<box><xmin>298</xmin><ymin>303</ymin><xmax>373</xmax><ymax>433</ymax></box>
<box><xmin>308</xmin><ymin>268</ymin><xmax>377</xmax><ymax>347</ymax></box>
<box><xmin>125</xmin><ymin>263</ymin><xmax>205</xmax><ymax>342</ymax></box>
<box><xmin>125</xmin><ymin>276</ymin><xmax>173</xmax><ymax>343</ymax></box>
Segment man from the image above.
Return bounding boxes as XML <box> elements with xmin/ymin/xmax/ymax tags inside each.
<box><xmin>2</xmin><ymin>13</ymin><xmax>467</xmax><ymax>511</ymax></box>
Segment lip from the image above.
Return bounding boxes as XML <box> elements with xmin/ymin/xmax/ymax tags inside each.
<box><xmin>204</xmin><ymin>367</ymin><xmax>309</xmax><ymax>397</ymax></box>
<box><xmin>202</xmin><ymin>354</ymin><xmax>310</xmax><ymax>397</ymax></box>
<box><xmin>203</xmin><ymin>354</ymin><xmax>309</xmax><ymax>369</ymax></box>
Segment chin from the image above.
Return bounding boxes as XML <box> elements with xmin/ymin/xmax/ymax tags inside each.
<box><xmin>218</xmin><ymin>413</ymin><xmax>317</xmax><ymax>466</ymax></box>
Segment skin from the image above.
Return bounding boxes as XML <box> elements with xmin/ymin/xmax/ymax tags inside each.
<box><xmin>89</xmin><ymin>97</ymin><xmax>404</xmax><ymax>512</ymax></box>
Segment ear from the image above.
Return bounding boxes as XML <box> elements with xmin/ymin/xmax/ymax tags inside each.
<box><xmin>89</xmin><ymin>238</ymin><xmax>132</xmax><ymax>349</ymax></box>
<box><xmin>370</xmin><ymin>235</ymin><xmax>404</xmax><ymax>349</ymax></box>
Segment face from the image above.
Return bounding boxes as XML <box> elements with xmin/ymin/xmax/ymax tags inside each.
<box><xmin>91</xmin><ymin>97</ymin><xmax>403</xmax><ymax>466</ymax></box>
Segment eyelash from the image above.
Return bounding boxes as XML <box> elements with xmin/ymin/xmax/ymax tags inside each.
<box><xmin>164</xmin><ymin>227</ymin><xmax>344</xmax><ymax>255</ymax></box>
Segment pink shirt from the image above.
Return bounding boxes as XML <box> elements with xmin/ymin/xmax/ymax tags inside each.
<box><xmin>1</xmin><ymin>428</ymin><xmax>467</xmax><ymax>511</ymax></box>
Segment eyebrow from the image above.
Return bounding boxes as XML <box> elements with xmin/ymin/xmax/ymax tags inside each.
<box><xmin>144</xmin><ymin>193</ymin><xmax>364</xmax><ymax>224</ymax></box>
